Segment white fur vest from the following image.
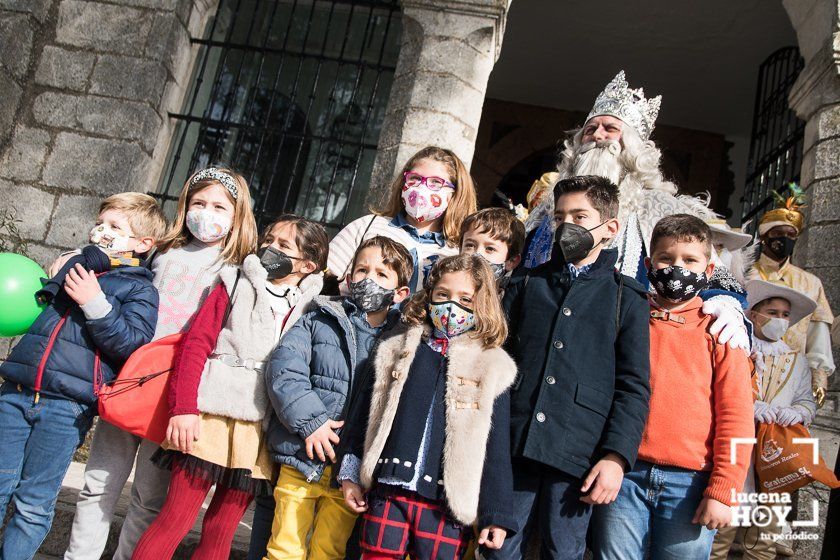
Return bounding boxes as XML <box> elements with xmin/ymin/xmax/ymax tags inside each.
<box><xmin>360</xmin><ymin>323</ymin><xmax>517</xmax><ymax>525</ymax></box>
<box><xmin>196</xmin><ymin>255</ymin><xmax>323</xmax><ymax>422</ymax></box>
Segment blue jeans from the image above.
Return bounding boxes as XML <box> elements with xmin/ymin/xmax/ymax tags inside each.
<box><xmin>487</xmin><ymin>458</ymin><xmax>592</xmax><ymax>560</ymax></box>
<box><xmin>0</xmin><ymin>382</ymin><xmax>95</xmax><ymax>560</ymax></box>
<box><xmin>247</xmin><ymin>492</ymin><xmax>275</xmax><ymax>560</ymax></box>
<box><xmin>590</xmin><ymin>460</ymin><xmax>716</xmax><ymax>560</ymax></box>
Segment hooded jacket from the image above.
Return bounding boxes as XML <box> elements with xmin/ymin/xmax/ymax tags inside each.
<box><xmin>1</xmin><ymin>265</ymin><xmax>158</xmax><ymax>405</ymax></box>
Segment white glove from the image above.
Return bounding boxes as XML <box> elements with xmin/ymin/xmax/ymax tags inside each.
<box><xmin>704</xmin><ymin>297</ymin><xmax>750</xmax><ymax>351</ymax></box>
<box><xmin>754</xmin><ymin>401</ymin><xmax>776</xmax><ymax>424</ymax></box>
<box><xmin>773</xmin><ymin>407</ymin><xmax>803</xmax><ymax>426</ymax></box>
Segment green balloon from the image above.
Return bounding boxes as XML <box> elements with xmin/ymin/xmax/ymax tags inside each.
<box><xmin>0</xmin><ymin>252</ymin><xmax>47</xmax><ymax>337</ymax></box>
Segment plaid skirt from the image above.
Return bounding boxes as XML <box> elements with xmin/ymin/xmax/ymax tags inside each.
<box><xmin>360</xmin><ymin>487</ymin><xmax>472</xmax><ymax>560</ymax></box>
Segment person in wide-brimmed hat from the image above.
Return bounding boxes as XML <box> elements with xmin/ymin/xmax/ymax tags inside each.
<box><xmin>707</xmin><ymin>218</ymin><xmax>755</xmax><ymax>283</ymax></box>
<box><xmin>748</xmin><ymin>184</ymin><xmax>834</xmax><ymax>407</ymax></box>
<box><xmin>710</xmin><ymin>279</ymin><xmax>817</xmax><ymax>560</ymax></box>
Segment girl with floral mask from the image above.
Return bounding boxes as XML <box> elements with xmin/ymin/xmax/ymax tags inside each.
<box><xmin>63</xmin><ymin>166</ymin><xmax>259</xmax><ymax>559</ymax></box>
<box><xmin>328</xmin><ymin>146</ymin><xmax>478</xmax><ymax>294</ymax></box>
<box><xmin>337</xmin><ymin>254</ymin><xmax>517</xmax><ymax>560</ymax></box>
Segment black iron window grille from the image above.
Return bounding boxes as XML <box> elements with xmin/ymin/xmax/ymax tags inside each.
<box><xmin>154</xmin><ymin>0</ymin><xmax>402</xmax><ymax>233</ymax></box>
<box><xmin>741</xmin><ymin>46</ymin><xmax>805</xmax><ymax>228</ymax></box>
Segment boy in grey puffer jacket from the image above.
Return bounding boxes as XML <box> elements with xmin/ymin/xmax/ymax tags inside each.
<box><xmin>263</xmin><ymin>236</ymin><xmax>412</xmax><ymax>560</ymax></box>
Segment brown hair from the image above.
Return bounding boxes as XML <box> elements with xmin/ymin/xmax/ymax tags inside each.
<box><xmin>460</xmin><ymin>208</ymin><xmax>526</xmax><ymax>259</ymax></box>
<box><xmin>156</xmin><ymin>167</ymin><xmax>258</xmax><ymax>265</ymax></box>
<box><xmin>99</xmin><ymin>192</ymin><xmax>168</xmax><ymax>241</ymax></box>
<box><xmin>402</xmin><ymin>254</ymin><xmax>507</xmax><ymax>348</ymax></box>
<box><xmin>376</xmin><ymin>146</ymin><xmax>478</xmax><ymax>246</ymax></box>
<box><xmin>260</xmin><ymin>214</ymin><xmax>330</xmax><ymax>271</ymax></box>
<box><xmin>752</xmin><ymin>297</ymin><xmax>791</xmax><ymax>313</ymax></box>
<box><xmin>351</xmin><ymin>236</ymin><xmax>413</xmax><ymax>287</ymax></box>
<box><xmin>553</xmin><ymin>175</ymin><xmax>619</xmax><ymax>220</ymax></box>
<box><xmin>650</xmin><ymin>214</ymin><xmax>712</xmax><ymax>258</ymax></box>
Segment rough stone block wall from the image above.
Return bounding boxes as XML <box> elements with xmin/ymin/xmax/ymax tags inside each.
<box><xmin>0</xmin><ymin>0</ymin><xmax>215</xmax><ymax>358</ymax></box>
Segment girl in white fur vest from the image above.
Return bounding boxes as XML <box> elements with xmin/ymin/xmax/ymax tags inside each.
<box><xmin>338</xmin><ymin>254</ymin><xmax>517</xmax><ymax>560</ymax></box>
<box><xmin>132</xmin><ymin>216</ymin><xmax>329</xmax><ymax>560</ymax></box>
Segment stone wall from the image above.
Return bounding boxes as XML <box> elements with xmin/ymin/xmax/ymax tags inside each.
<box><xmin>0</xmin><ymin>0</ymin><xmax>216</xmax><ymax>356</ymax></box>
<box><xmin>782</xmin><ymin>1</ymin><xmax>840</xmax><ymax>557</ymax></box>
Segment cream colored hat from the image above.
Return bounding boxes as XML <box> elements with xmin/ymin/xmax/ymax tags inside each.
<box><xmin>746</xmin><ymin>279</ymin><xmax>817</xmax><ymax>326</ymax></box>
<box><xmin>707</xmin><ymin>219</ymin><xmax>753</xmax><ymax>251</ymax></box>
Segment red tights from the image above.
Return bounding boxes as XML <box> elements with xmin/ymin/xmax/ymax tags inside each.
<box><xmin>131</xmin><ymin>462</ymin><xmax>254</xmax><ymax>560</ymax></box>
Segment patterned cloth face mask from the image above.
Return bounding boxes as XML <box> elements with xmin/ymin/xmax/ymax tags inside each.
<box><xmin>646</xmin><ymin>265</ymin><xmax>709</xmax><ymax>303</ymax></box>
<box><xmin>186</xmin><ymin>209</ymin><xmax>232</xmax><ymax>243</ymax></box>
<box><xmin>429</xmin><ymin>300</ymin><xmax>476</xmax><ymax>338</ymax></box>
<box><xmin>476</xmin><ymin>253</ymin><xmax>506</xmax><ymax>281</ymax></box>
<box><xmin>401</xmin><ymin>172</ymin><xmax>454</xmax><ymax>224</ymax></box>
<box><xmin>89</xmin><ymin>223</ymin><xmax>134</xmax><ymax>255</ymax></box>
<box><xmin>349</xmin><ymin>277</ymin><xmax>396</xmax><ymax>313</ymax></box>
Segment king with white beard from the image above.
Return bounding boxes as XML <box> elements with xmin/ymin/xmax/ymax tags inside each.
<box><xmin>525</xmin><ymin>71</ymin><xmax>749</xmax><ymax>348</ymax></box>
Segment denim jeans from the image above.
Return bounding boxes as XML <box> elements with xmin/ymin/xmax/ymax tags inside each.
<box><xmin>0</xmin><ymin>382</ymin><xmax>95</xmax><ymax>560</ymax></box>
<box><xmin>486</xmin><ymin>458</ymin><xmax>592</xmax><ymax>560</ymax></box>
<box><xmin>590</xmin><ymin>460</ymin><xmax>716</xmax><ymax>560</ymax></box>
<box><xmin>247</xmin><ymin>492</ymin><xmax>275</xmax><ymax>560</ymax></box>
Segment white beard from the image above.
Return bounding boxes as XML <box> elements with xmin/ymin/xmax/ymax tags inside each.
<box><xmin>569</xmin><ymin>141</ymin><xmax>624</xmax><ymax>186</ymax></box>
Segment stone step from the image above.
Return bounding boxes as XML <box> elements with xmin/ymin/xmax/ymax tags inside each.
<box><xmin>37</xmin><ymin>462</ymin><xmax>253</xmax><ymax>559</ymax></box>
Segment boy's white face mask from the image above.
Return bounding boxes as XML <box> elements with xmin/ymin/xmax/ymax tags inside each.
<box><xmin>755</xmin><ymin>313</ymin><xmax>790</xmax><ymax>342</ymax></box>
<box><xmin>90</xmin><ymin>223</ymin><xmax>134</xmax><ymax>255</ymax></box>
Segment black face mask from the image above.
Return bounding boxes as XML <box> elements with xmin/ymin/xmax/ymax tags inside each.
<box><xmin>555</xmin><ymin>221</ymin><xmax>606</xmax><ymax>264</ymax></box>
<box><xmin>765</xmin><ymin>236</ymin><xmax>796</xmax><ymax>261</ymax></box>
<box><xmin>646</xmin><ymin>265</ymin><xmax>709</xmax><ymax>303</ymax></box>
<box><xmin>258</xmin><ymin>246</ymin><xmax>299</xmax><ymax>280</ymax></box>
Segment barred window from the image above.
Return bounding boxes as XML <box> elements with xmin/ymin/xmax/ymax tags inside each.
<box><xmin>155</xmin><ymin>0</ymin><xmax>401</xmax><ymax>233</ymax></box>
<box><xmin>741</xmin><ymin>46</ymin><xmax>804</xmax><ymax>228</ymax></box>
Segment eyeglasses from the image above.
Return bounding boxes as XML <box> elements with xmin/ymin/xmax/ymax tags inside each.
<box><xmin>404</xmin><ymin>171</ymin><xmax>455</xmax><ymax>191</ymax></box>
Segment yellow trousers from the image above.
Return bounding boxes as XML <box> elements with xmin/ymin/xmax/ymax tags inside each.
<box><xmin>264</xmin><ymin>465</ymin><xmax>358</xmax><ymax>560</ymax></box>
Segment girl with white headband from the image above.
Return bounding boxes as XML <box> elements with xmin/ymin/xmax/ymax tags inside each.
<box><xmin>63</xmin><ymin>167</ymin><xmax>258</xmax><ymax>560</ymax></box>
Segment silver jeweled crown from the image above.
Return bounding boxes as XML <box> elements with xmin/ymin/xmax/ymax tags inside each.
<box><xmin>586</xmin><ymin>71</ymin><xmax>661</xmax><ymax>140</ymax></box>
<box><xmin>190</xmin><ymin>167</ymin><xmax>239</xmax><ymax>199</ymax></box>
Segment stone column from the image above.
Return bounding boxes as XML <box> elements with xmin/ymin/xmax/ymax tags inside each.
<box><xmin>367</xmin><ymin>0</ymin><xmax>511</xmax><ymax>207</ymax></box>
<box><xmin>785</xmin><ymin>0</ymin><xmax>840</xmax><ymax>349</ymax></box>
<box><xmin>783</xmin><ymin>2</ymin><xmax>840</xmax><ymax>558</ymax></box>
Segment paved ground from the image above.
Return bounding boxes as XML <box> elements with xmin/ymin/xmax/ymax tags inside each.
<box><xmin>37</xmin><ymin>461</ymin><xmax>252</xmax><ymax>558</ymax></box>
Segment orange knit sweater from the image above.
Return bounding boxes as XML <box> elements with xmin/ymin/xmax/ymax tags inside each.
<box><xmin>638</xmin><ymin>297</ymin><xmax>754</xmax><ymax>505</ymax></box>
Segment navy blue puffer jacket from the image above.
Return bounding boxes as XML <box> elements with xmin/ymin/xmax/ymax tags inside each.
<box><xmin>265</xmin><ymin>296</ymin><xmax>396</xmax><ymax>483</ymax></box>
<box><xmin>0</xmin><ymin>265</ymin><xmax>158</xmax><ymax>405</ymax></box>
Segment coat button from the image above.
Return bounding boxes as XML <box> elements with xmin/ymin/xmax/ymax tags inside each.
<box><xmin>563</xmin><ymin>307</ymin><xmax>572</xmax><ymax>316</ymax></box>
<box><xmin>553</xmin><ymin>340</ymin><xmax>564</xmax><ymax>349</ymax></box>
<box><xmin>546</xmin><ymin>376</ymin><xmax>556</xmax><ymax>385</ymax></box>
<box><xmin>536</xmin><ymin>412</ymin><xmax>546</xmax><ymax>423</ymax></box>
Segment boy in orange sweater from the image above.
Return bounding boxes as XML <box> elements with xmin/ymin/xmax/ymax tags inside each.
<box><xmin>591</xmin><ymin>214</ymin><xmax>754</xmax><ymax>560</ymax></box>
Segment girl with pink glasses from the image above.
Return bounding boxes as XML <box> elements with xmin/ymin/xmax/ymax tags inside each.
<box><xmin>327</xmin><ymin>146</ymin><xmax>478</xmax><ymax>293</ymax></box>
